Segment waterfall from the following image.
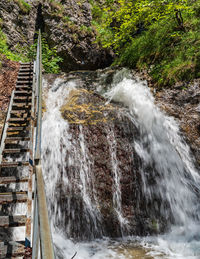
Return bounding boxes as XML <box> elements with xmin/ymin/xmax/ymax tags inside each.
<box><xmin>42</xmin><ymin>69</ymin><xmax>200</xmax><ymax>259</ymax></box>
<box><xmin>106</xmin><ymin>125</ymin><xmax>129</xmax><ymax>235</ymax></box>
<box><xmin>104</xmin><ymin>71</ymin><xmax>200</xmax><ymax>227</ymax></box>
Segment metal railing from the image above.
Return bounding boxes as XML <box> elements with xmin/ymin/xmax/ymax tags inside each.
<box><xmin>32</xmin><ymin>30</ymin><xmax>55</xmax><ymax>259</ymax></box>
<box><xmin>0</xmin><ymin>90</ymin><xmax>14</xmax><ymax>164</ymax></box>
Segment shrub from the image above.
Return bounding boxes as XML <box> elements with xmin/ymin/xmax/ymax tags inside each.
<box><xmin>28</xmin><ymin>33</ymin><xmax>63</xmax><ymax>74</ymax></box>
<box><xmin>0</xmin><ymin>29</ymin><xmax>28</xmax><ymax>62</ymax></box>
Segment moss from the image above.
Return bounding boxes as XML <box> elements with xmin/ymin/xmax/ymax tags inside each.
<box><xmin>60</xmin><ymin>89</ymin><xmax>115</xmax><ymax>125</ymax></box>
<box><xmin>13</xmin><ymin>0</ymin><xmax>31</xmax><ymax>14</ymax></box>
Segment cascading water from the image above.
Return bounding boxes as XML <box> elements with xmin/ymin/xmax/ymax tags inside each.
<box><xmin>41</xmin><ymin>69</ymin><xmax>200</xmax><ymax>259</ymax></box>
<box><xmin>106</xmin><ymin>125</ymin><xmax>129</xmax><ymax>235</ymax></box>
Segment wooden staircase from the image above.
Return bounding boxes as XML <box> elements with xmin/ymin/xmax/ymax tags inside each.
<box><xmin>0</xmin><ymin>63</ymin><xmax>34</xmax><ymax>258</ymax></box>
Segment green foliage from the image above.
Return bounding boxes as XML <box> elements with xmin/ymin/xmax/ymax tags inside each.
<box><xmin>95</xmin><ymin>0</ymin><xmax>191</xmax><ymax>50</ymax></box>
<box><xmin>92</xmin><ymin>0</ymin><xmax>200</xmax><ymax>86</ymax></box>
<box><xmin>28</xmin><ymin>34</ymin><xmax>63</xmax><ymax>74</ymax></box>
<box><xmin>0</xmin><ymin>29</ymin><xmax>28</xmax><ymax>62</ymax></box>
<box><xmin>117</xmin><ymin>3</ymin><xmax>200</xmax><ymax>86</ymax></box>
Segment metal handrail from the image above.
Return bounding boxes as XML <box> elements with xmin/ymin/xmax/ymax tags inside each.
<box><xmin>35</xmin><ymin>30</ymin><xmax>42</xmax><ymax>161</ymax></box>
<box><xmin>32</xmin><ymin>30</ymin><xmax>55</xmax><ymax>259</ymax></box>
<box><xmin>0</xmin><ymin>90</ymin><xmax>15</xmax><ymax>164</ymax></box>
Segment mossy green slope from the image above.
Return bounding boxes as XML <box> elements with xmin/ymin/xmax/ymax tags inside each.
<box><xmin>91</xmin><ymin>0</ymin><xmax>200</xmax><ymax>87</ymax></box>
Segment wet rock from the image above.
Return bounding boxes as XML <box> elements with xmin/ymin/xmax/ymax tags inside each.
<box><xmin>44</xmin><ymin>72</ymin><xmax>166</xmax><ymax>239</ymax></box>
<box><xmin>155</xmin><ymin>81</ymin><xmax>200</xmax><ymax>166</ymax></box>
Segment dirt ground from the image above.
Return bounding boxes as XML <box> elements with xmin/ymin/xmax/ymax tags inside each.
<box><xmin>0</xmin><ymin>55</ymin><xmax>19</xmax><ymax>137</ymax></box>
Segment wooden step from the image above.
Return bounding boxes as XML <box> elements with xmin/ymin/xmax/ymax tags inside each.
<box><xmin>7</xmin><ymin>126</ymin><xmax>30</xmax><ymax>131</ymax></box>
<box><xmin>18</xmin><ymin>72</ymin><xmax>33</xmax><ymax>76</ymax></box>
<box><xmin>0</xmin><ymin>192</ymin><xmax>27</xmax><ymax>204</ymax></box>
<box><xmin>4</xmin><ymin>137</ymin><xmax>30</xmax><ymax>144</ymax></box>
<box><xmin>7</xmin><ymin>123</ymin><xmax>29</xmax><ymax>129</ymax></box>
<box><xmin>19</xmin><ymin>68</ymin><xmax>32</xmax><ymax>72</ymax></box>
<box><xmin>18</xmin><ymin>69</ymin><xmax>33</xmax><ymax>76</ymax></box>
<box><xmin>3</xmin><ymin>149</ymin><xmax>29</xmax><ymax>154</ymax></box>
<box><xmin>15</xmin><ymin>91</ymin><xmax>32</xmax><ymax>98</ymax></box>
<box><xmin>0</xmin><ymin>162</ymin><xmax>30</xmax><ymax>168</ymax></box>
<box><xmin>16</xmin><ymin>81</ymin><xmax>32</xmax><ymax>85</ymax></box>
<box><xmin>17</xmin><ymin>75</ymin><xmax>33</xmax><ymax>79</ymax></box>
<box><xmin>8</xmin><ymin>118</ymin><xmax>30</xmax><ymax>122</ymax></box>
<box><xmin>0</xmin><ymin>176</ymin><xmax>29</xmax><ymax>184</ymax></box>
<box><xmin>6</xmin><ymin>133</ymin><xmax>29</xmax><ymax>139</ymax></box>
<box><xmin>12</xmin><ymin>100</ymin><xmax>32</xmax><ymax>104</ymax></box>
<box><xmin>20</xmin><ymin>63</ymin><xmax>32</xmax><ymax>66</ymax></box>
<box><xmin>11</xmin><ymin>110</ymin><xmax>29</xmax><ymax>114</ymax></box>
<box><xmin>12</xmin><ymin>104</ymin><xmax>31</xmax><ymax>109</ymax></box>
<box><xmin>14</xmin><ymin>91</ymin><xmax>32</xmax><ymax>96</ymax></box>
<box><xmin>13</xmin><ymin>96</ymin><xmax>32</xmax><ymax>100</ymax></box>
<box><xmin>0</xmin><ymin>241</ymin><xmax>25</xmax><ymax>258</ymax></box>
<box><xmin>15</xmin><ymin>86</ymin><xmax>32</xmax><ymax>91</ymax></box>
<box><xmin>0</xmin><ymin>215</ymin><xmax>26</xmax><ymax>227</ymax></box>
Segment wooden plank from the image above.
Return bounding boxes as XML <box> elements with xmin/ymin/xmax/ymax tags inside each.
<box><xmin>0</xmin><ymin>215</ymin><xmax>26</xmax><ymax>227</ymax></box>
<box><xmin>16</xmin><ymin>81</ymin><xmax>32</xmax><ymax>85</ymax></box>
<box><xmin>13</xmin><ymin>96</ymin><xmax>32</xmax><ymax>100</ymax></box>
<box><xmin>7</xmin><ymin>127</ymin><xmax>30</xmax><ymax>131</ymax></box>
<box><xmin>0</xmin><ymin>192</ymin><xmax>27</xmax><ymax>204</ymax></box>
<box><xmin>12</xmin><ymin>104</ymin><xmax>31</xmax><ymax>110</ymax></box>
<box><xmin>3</xmin><ymin>149</ymin><xmax>29</xmax><ymax>154</ymax></box>
<box><xmin>0</xmin><ymin>176</ymin><xmax>29</xmax><ymax>184</ymax></box>
<box><xmin>11</xmin><ymin>110</ymin><xmax>29</xmax><ymax>114</ymax></box>
<box><xmin>0</xmin><ymin>241</ymin><xmax>25</xmax><ymax>258</ymax></box>
<box><xmin>4</xmin><ymin>137</ymin><xmax>30</xmax><ymax>143</ymax></box>
<box><xmin>18</xmin><ymin>69</ymin><xmax>32</xmax><ymax>73</ymax></box>
<box><xmin>8</xmin><ymin>118</ymin><xmax>30</xmax><ymax>122</ymax></box>
<box><xmin>17</xmin><ymin>75</ymin><xmax>33</xmax><ymax>78</ymax></box>
<box><xmin>14</xmin><ymin>91</ymin><xmax>32</xmax><ymax>95</ymax></box>
<box><xmin>0</xmin><ymin>162</ymin><xmax>30</xmax><ymax>167</ymax></box>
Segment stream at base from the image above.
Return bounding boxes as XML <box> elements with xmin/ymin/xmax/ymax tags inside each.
<box><xmin>41</xmin><ymin>69</ymin><xmax>200</xmax><ymax>259</ymax></box>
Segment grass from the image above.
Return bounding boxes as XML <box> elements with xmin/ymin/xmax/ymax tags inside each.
<box><xmin>117</xmin><ymin>10</ymin><xmax>200</xmax><ymax>87</ymax></box>
<box><xmin>91</xmin><ymin>0</ymin><xmax>200</xmax><ymax>87</ymax></box>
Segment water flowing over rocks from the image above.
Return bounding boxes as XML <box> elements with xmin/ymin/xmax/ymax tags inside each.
<box><xmin>42</xmin><ymin>69</ymin><xmax>200</xmax><ymax>247</ymax></box>
<box><xmin>43</xmin><ymin>72</ymin><xmax>153</xmax><ymax>240</ymax></box>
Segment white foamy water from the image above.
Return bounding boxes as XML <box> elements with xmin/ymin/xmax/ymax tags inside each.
<box><xmin>104</xmin><ymin>69</ymin><xmax>200</xmax><ymax>258</ymax></box>
<box><xmin>42</xmin><ymin>78</ymin><xmax>103</xmax><ymax>241</ymax></box>
<box><xmin>106</xmin><ymin>125</ymin><xmax>129</xmax><ymax>235</ymax></box>
<box><xmin>42</xmin><ymin>70</ymin><xmax>200</xmax><ymax>259</ymax></box>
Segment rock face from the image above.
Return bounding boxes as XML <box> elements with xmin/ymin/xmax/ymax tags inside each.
<box><xmin>0</xmin><ymin>0</ymin><xmax>113</xmax><ymax>71</ymax></box>
<box><xmin>42</xmin><ymin>0</ymin><xmax>113</xmax><ymax>71</ymax></box>
<box><xmin>155</xmin><ymin>82</ymin><xmax>200</xmax><ymax>167</ymax></box>
<box><xmin>0</xmin><ymin>0</ymin><xmax>37</xmax><ymax>51</ymax></box>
